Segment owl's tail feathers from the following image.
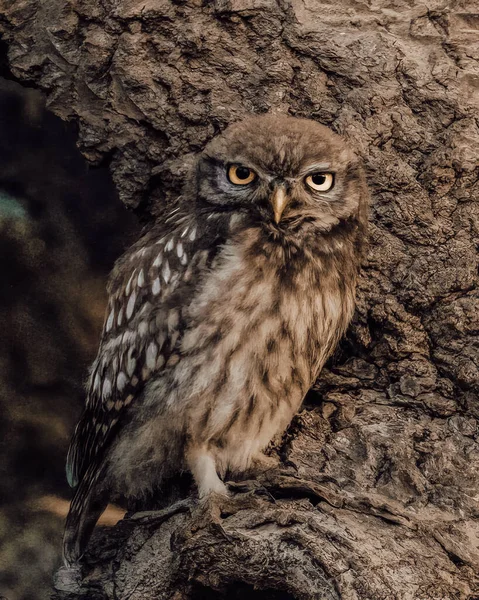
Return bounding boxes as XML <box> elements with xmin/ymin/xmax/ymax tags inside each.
<box><xmin>62</xmin><ymin>465</ymin><xmax>109</xmax><ymax>567</ymax></box>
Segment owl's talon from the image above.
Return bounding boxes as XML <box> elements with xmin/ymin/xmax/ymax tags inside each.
<box><xmin>191</xmin><ymin>489</ymin><xmax>234</xmax><ymax>532</ymax></box>
<box><xmin>226</xmin><ymin>480</ymin><xmax>276</xmax><ymax>502</ymax></box>
<box><xmin>227</xmin><ymin>479</ymin><xmax>259</xmax><ymax>494</ymax></box>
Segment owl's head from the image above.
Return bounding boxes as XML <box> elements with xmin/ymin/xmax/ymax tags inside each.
<box><xmin>195</xmin><ymin>114</ymin><xmax>368</xmax><ymax>242</ymax></box>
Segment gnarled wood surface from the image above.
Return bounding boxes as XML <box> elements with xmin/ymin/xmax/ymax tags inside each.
<box><xmin>1</xmin><ymin>1</ymin><xmax>478</xmax><ymax>598</ymax></box>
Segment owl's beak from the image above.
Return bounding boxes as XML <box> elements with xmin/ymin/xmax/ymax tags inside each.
<box><xmin>271</xmin><ymin>186</ymin><xmax>289</xmax><ymax>224</ymax></box>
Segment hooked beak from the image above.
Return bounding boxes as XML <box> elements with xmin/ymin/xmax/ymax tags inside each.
<box><xmin>270</xmin><ymin>186</ymin><xmax>289</xmax><ymax>224</ymax></box>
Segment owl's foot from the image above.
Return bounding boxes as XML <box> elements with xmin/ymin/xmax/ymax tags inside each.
<box><xmin>227</xmin><ymin>479</ymin><xmax>275</xmax><ymax>501</ymax></box>
<box><xmin>186</xmin><ymin>446</ymin><xmax>228</xmax><ymax>499</ymax></box>
<box><xmin>199</xmin><ymin>479</ymin><xmax>228</xmax><ymax>498</ymax></box>
<box><xmin>127</xmin><ymin>497</ymin><xmax>194</xmax><ymax>525</ymax></box>
<box><xmin>190</xmin><ymin>490</ymin><xmax>235</xmax><ymax>541</ymax></box>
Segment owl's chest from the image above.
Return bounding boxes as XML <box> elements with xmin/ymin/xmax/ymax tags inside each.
<box><xmin>182</xmin><ymin>237</ymin><xmax>348</xmax><ymax>386</ymax></box>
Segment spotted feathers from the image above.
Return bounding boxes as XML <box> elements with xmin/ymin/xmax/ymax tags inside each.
<box><xmin>66</xmin><ymin>212</ymin><xmax>217</xmax><ymax>489</ymax></box>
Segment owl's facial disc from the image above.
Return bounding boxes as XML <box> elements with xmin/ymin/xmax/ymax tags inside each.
<box><xmin>197</xmin><ymin>114</ymin><xmax>366</xmax><ymax>235</ymax></box>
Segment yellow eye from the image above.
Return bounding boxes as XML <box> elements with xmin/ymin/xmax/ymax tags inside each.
<box><xmin>305</xmin><ymin>172</ymin><xmax>334</xmax><ymax>192</ymax></box>
<box><xmin>227</xmin><ymin>165</ymin><xmax>256</xmax><ymax>185</ymax></box>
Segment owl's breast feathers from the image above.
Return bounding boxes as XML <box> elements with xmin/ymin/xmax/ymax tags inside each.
<box><xmin>67</xmin><ymin>214</ymin><xmax>357</xmax><ymax>489</ymax></box>
<box><xmin>165</xmin><ymin>226</ymin><xmax>356</xmax><ymax>465</ymax></box>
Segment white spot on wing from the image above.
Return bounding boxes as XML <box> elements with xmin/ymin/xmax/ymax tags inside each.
<box><xmin>117</xmin><ymin>308</ymin><xmax>124</xmax><ymax>326</ymax></box>
<box><xmin>93</xmin><ymin>372</ymin><xmax>101</xmax><ymax>393</ymax></box>
<box><xmin>165</xmin><ymin>238</ymin><xmax>174</xmax><ymax>252</ymax></box>
<box><xmin>126</xmin><ymin>270</ymin><xmax>136</xmax><ymax>295</ymax></box>
<box><xmin>189</xmin><ymin>227</ymin><xmax>196</xmax><ymax>241</ymax></box>
<box><xmin>181</xmin><ymin>226</ymin><xmax>189</xmax><ymax>238</ymax></box>
<box><xmin>177</xmin><ymin>242</ymin><xmax>183</xmax><ymax>258</ymax></box>
<box><xmin>153</xmin><ymin>252</ymin><xmax>162</xmax><ymax>267</ymax></box>
<box><xmin>126</xmin><ymin>291</ymin><xmax>137</xmax><ymax>320</ymax></box>
<box><xmin>146</xmin><ymin>342</ymin><xmax>158</xmax><ymax>370</ymax></box>
<box><xmin>180</xmin><ymin>252</ymin><xmax>188</xmax><ymax>265</ymax></box>
<box><xmin>162</xmin><ymin>260</ymin><xmax>171</xmax><ymax>283</ymax></box>
<box><xmin>152</xmin><ymin>277</ymin><xmax>161</xmax><ymax>295</ymax></box>
<box><xmin>137</xmin><ymin>269</ymin><xmax>145</xmax><ymax>287</ymax></box>
<box><xmin>122</xmin><ymin>331</ymin><xmax>136</xmax><ymax>345</ymax></box>
<box><xmin>138</xmin><ymin>321</ymin><xmax>148</xmax><ymax>336</ymax></box>
<box><xmin>126</xmin><ymin>352</ymin><xmax>136</xmax><ymax>377</ymax></box>
<box><xmin>102</xmin><ymin>378</ymin><xmax>112</xmax><ymax>399</ymax></box>
<box><xmin>106</xmin><ymin>309</ymin><xmax>114</xmax><ymax>332</ymax></box>
<box><xmin>117</xmin><ymin>372</ymin><xmax>127</xmax><ymax>392</ymax></box>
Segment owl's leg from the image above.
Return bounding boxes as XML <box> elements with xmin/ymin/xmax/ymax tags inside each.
<box><xmin>186</xmin><ymin>446</ymin><xmax>228</xmax><ymax>498</ymax></box>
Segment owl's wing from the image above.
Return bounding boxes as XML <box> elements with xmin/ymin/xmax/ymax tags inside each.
<box><xmin>66</xmin><ymin>215</ymin><xmax>217</xmax><ymax>489</ymax></box>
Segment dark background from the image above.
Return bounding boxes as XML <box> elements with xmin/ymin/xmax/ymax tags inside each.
<box><xmin>0</xmin><ymin>75</ymin><xmax>138</xmax><ymax>600</ymax></box>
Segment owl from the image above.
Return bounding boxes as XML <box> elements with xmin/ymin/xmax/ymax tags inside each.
<box><xmin>63</xmin><ymin>114</ymin><xmax>369</xmax><ymax>565</ymax></box>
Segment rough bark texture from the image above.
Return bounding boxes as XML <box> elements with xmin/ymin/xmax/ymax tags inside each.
<box><xmin>1</xmin><ymin>0</ymin><xmax>478</xmax><ymax>598</ymax></box>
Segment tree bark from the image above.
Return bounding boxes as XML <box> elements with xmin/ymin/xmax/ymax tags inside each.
<box><xmin>1</xmin><ymin>0</ymin><xmax>478</xmax><ymax>598</ymax></box>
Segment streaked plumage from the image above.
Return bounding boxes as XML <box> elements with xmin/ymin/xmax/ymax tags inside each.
<box><xmin>63</xmin><ymin>114</ymin><xmax>369</xmax><ymax>565</ymax></box>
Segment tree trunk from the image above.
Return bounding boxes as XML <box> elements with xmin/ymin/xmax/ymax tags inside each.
<box><xmin>1</xmin><ymin>1</ymin><xmax>478</xmax><ymax>598</ymax></box>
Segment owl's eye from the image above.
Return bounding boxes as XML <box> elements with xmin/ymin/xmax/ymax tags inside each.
<box><xmin>305</xmin><ymin>173</ymin><xmax>334</xmax><ymax>192</ymax></box>
<box><xmin>227</xmin><ymin>165</ymin><xmax>256</xmax><ymax>185</ymax></box>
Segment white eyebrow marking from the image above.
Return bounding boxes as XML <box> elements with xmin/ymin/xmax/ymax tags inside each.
<box><xmin>298</xmin><ymin>162</ymin><xmax>332</xmax><ymax>177</ymax></box>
